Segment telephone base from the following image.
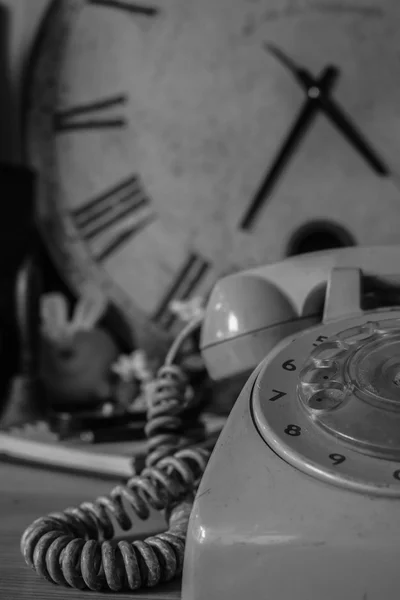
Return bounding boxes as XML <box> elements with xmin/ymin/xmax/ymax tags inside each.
<box><xmin>184</xmin><ymin>317</ymin><xmax>400</xmax><ymax>600</ymax></box>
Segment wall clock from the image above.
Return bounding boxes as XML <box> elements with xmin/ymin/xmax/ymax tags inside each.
<box><xmin>24</xmin><ymin>0</ymin><xmax>400</xmax><ymax>352</ymax></box>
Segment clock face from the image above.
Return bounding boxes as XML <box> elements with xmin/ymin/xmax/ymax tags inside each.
<box><xmin>25</xmin><ymin>0</ymin><xmax>400</xmax><ymax>351</ymax></box>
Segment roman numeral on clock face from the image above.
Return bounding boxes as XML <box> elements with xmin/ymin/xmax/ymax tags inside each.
<box><xmin>71</xmin><ymin>174</ymin><xmax>155</xmax><ymax>261</ymax></box>
<box><xmin>89</xmin><ymin>0</ymin><xmax>159</xmax><ymax>16</ymax></box>
<box><xmin>54</xmin><ymin>94</ymin><xmax>127</xmax><ymax>131</ymax></box>
<box><xmin>151</xmin><ymin>253</ymin><xmax>211</xmax><ymax>331</ymax></box>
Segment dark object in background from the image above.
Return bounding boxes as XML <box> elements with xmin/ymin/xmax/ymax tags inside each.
<box><xmin>48</xmin><ymin>409</ymin><xmax>146</xmax><ymax>442</ymax></box>
<box><xmin>0</xmin><ymin>3</ymin><xmax>20</xmax><ymax>164</ymax></box>
<box><xmin>2</xmin><ymin>256</ymin><xmax>49</xmax><ymax>427</ymax></box>
<box><xmin>0</xmin><ymin>164</ymin><xmax>36</xmax><ymax>415</ymax></box>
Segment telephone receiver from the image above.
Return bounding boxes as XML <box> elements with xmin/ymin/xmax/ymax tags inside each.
<box><xmin>183</xmin><ymin>245</ymin><xmax>400</xmax><ymax>600</ymax></box>
<box><xmin>200</xmin><ymin>244</ymin><xmax>400</xmax><ymax>380</ymax></box>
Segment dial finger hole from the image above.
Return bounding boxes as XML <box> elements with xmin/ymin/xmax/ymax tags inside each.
<box><xmin>305</xmin><ymin>388</ymin><xmax>346</xmax><ymax>412</ymax></box>
<box><xmin>309</xmin><ymin>341</ymin><xmax>345</xmax><ymax>361</ymax></box>
<box><xmin>336</xmin><ymin>321</ymin><xmax>377</xmax><ymax>345</ymax></box>
<box><xmin>300</xmin><ymin>365</ymin><xmax>338</xmax><ymax>385</ymax></box>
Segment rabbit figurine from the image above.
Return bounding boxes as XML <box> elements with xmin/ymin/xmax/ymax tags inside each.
<box><xmin>40</xmin><ymin>286</ymin><xmax>120</xmax><ymax>410</ymax></box>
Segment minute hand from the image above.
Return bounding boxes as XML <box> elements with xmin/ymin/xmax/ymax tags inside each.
<box><xmin>266</xmin><ymin>44</ymin><xmax>389</xmax><ymax>176</ymax></box>
<box><xmin>318</xmin><ymin>96</ymin><xmax>388</xmax><ymax>174</ymax></box>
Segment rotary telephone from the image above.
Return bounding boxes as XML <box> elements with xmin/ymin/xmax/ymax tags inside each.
<box><xmin>21</xmin><ymin>245</ymin><xmax>400</xmax><ymax>599</ymax></box>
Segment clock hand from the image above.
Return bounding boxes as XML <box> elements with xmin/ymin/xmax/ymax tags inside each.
<box><xmin>265</xmin><ymin>43</ymin><xmax>390</xmax><ymax>176</ymax></box>
<box><xmin>240</xmin><ymin>66</ymin><xmax>338</xmax><ymax>230</ymax></box>
<box><xmin>318</xmin><ymin>95</ymin><xmax>389</xmax><ymax>175</ymax></box>
<box><xmin>265</xmin><ymin>43</ymin><xmax>319</xmax><ymax>90</ymax></box>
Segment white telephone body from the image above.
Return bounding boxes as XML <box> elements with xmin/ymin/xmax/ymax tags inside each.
<box><xmin>182</xmin><ymin>245</ymin><xmax>400</xmax><ymax>600</ymax></box>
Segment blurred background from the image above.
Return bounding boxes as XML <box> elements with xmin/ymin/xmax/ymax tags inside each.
<box><xmin>2</xmin><ymin>0</ymin><xmax>400</xmax><ymax>427</ymax></box>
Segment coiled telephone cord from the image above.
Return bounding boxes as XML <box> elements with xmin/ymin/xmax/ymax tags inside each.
<box><xmin>145</xmin><ymin>364</ymin><xmax>206</xmax><ymax>467</ymax></box>
<box><xmin>20</xmin><ymin>317</ymin><xmax>216</xmax><ymax>592</ymax></box>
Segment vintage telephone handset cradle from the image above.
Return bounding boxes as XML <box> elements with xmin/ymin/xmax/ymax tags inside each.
<box><xmin>20</xmin><ymin>246</ymin><xmax>400</xmax><ymax>599</ymax></box>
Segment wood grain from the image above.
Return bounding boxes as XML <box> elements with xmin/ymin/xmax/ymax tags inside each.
<box><xmin>0</xmin><ymin>460</ymin><xmax>182</xmax><ymax>599</ymax></box>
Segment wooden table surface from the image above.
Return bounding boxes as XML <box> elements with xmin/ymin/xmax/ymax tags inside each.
<box><xmin>0</xmin><ymin>459</ymin><xmax>182</xmax><ymax>600</ymax></box>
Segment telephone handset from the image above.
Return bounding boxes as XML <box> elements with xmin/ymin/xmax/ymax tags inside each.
<box><xmin>20</xmin><ymin>246</ymin><xmax>400</xmax><ymax>599</ymax></box>
<box><xmin>200</xmin><ymin>244</ymin><xmax>400</xmax><ymax>380</ymax></box>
